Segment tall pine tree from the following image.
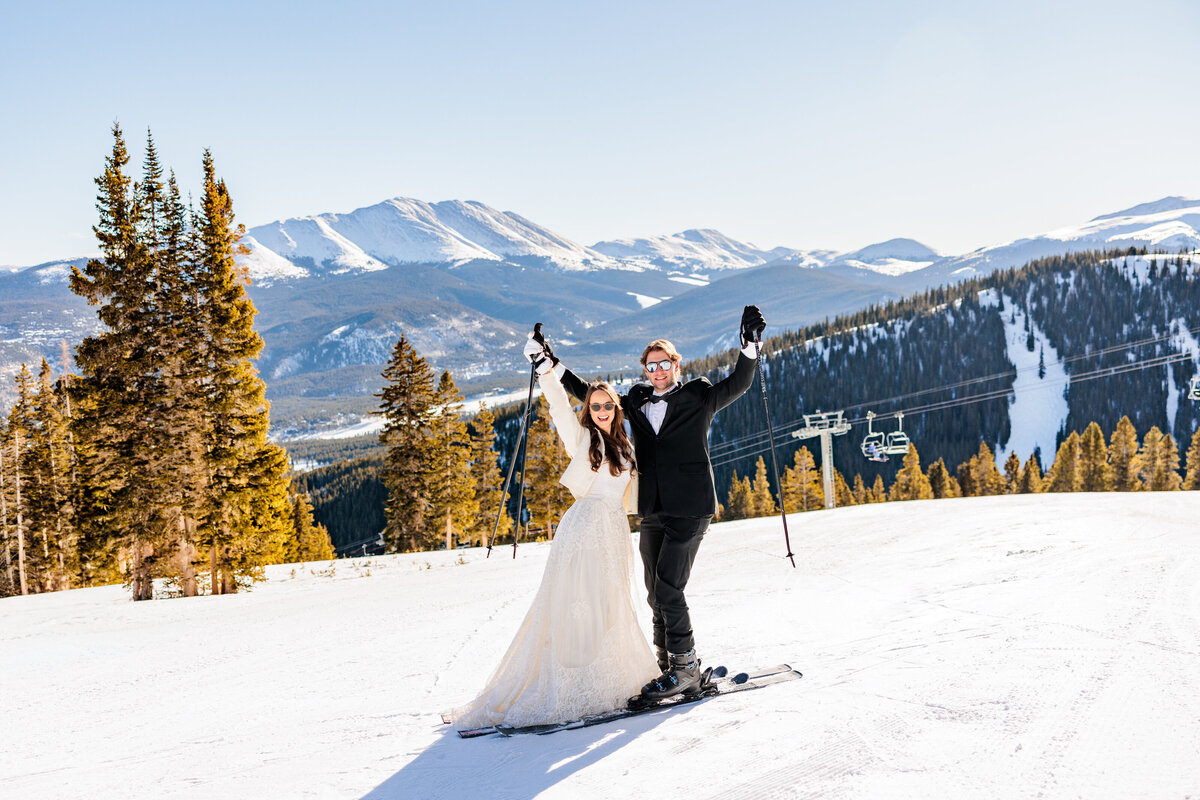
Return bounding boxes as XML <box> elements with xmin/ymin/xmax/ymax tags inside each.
<box><xmin>467</xmin><ymin>403</ymin><xmax>511</xmax><ymax>547</ymax></box>
<box><xmin>377</xmin><ymin>333</ymin><xmax>436</xmax><ymax>552</ymax></box>
<box><xmin>427</xmin><ymin>372</ymin><xmax>477</xmax><ymax>549</ymax></box>
<box><xmin>1108</xmin><ymin>416</ymin><xmax>1141</xmax><ymax>491</ymax></box>
<box><xmin>1183</xmin><ymin>427</ymin><xmax>1200</xmax><ymax>491</ymax></box>
<box><xmin>522</xmin><ymin>395</ymin><xmax>572</xmax><ymax>538</ymax></box>
<box><xmin>1079</xmin><ymin>422</ymin><xmax>1112</xmax><ymax>492</ymax></box>
<box><xmin>889</xmin><ymin>444</ymin><xmax>933</xmax><ymax>501</ymax></box>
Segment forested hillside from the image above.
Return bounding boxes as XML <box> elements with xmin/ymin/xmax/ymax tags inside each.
<box><xmin>300</xmin><ymin>248</ymin><xmax>1200</xmax><ymax>549</ymax></box>
<box><xmin>704</xmin><ymin>249</ymin><xmax>1200</xmax><ymax>496</ymax></box>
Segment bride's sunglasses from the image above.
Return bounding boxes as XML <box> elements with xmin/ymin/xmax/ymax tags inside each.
<box><xmin>589</xmin><ymin>402</ymin><xmax>616</xmax><ymax>411</ymax></box>
<box><xmin>644</xmin><ymin>359</ymin><xmax>674</xmax><ymax>373</ymax></box>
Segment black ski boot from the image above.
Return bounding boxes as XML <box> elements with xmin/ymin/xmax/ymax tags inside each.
<box><xmin>654</xmin><ymin>646</ymin><xmax>669</xmax><ymax>673</ymax></box>
<box><xmin>640</xmin><ymin>649</ymin><xmax>701</xmax><ymax>700</ymax></box>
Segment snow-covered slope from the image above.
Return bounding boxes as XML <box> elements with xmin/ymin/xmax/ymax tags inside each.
<box><xmin>3</xmin><ymin>492</ymin><xmax>1197</xmax><ymax>800</ymax></box>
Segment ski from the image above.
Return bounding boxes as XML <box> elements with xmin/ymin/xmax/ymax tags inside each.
<box><xmin>454</xmin><ymin>664</ymin><xmax>802</xmax><ymax>739</ymax></box>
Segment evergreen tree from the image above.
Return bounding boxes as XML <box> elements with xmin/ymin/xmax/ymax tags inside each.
<box><xmin>955</xmin><ymin>460</ymin><xmax>977</xmax><ymax>497</ymax></box>
<box><xmin>781</xmin><ymin>447</ymin><xmax>821</xmax><ymax>512</ymax></box>
<box><xmin>0</xmin><ymin>418</ymin><xmax>11</xmax><ymax>595</ymax></box>
<box><xmin>5</xmin><ymin>366</ymin><xmax>35</xmax><ymax>595</ymax></box>
<box><xmin>869</xmin><ymin>474</ymin><xmax>887</xmax><ymax>503</ymax></box>
<box><xmin>1183</xmin><ymin>427</ymin><xmax>1200</xmax><ymax>490</ymax></box>
<box><xmin>1108</xmin><ymin>416</ymin><xmax>1141</xmax><ymax>492</ymax></box>
<box><xmin>192</xmin><ymin>149</ymin><xmax>291</xmax><ymax>593</ymax></box>
<box><xmin>750</xmin><ymin>456</ymin><xmax>778</xmax><ymax>517</ymax></box>
<box><xmin>27</xmin><ymin>361</ymin><xmax>77</xmax><ymax>591</ymax></box>
<box><xmin>69</xmin><ymin>124</ymin><xmax>163</xmax><ymax>600</ymax></box>
<box><xmin>889</xmin><ymin>444</ymin><xmax>933</xmax><ymax>501</ymax></box>
<box><xmin>377</xmin><ymin>333</ymin><xmax>435</xmax><ymax>552</ymax></box>
<box><xmin>522</xmin><ymin>396</ymin><xmax>571</xmax><ymax>538</ymax></box>
<box><xmin>467</xmin><ymin>403</ymin><xmax>511</xmax><ymax>547</ymax></box>
<box><xmin>1045</xmin><ymin>432</ymin><xmax>1082</xmax><ymax>492</ymax></box>
<box><xmin>969</xmin><ymin>442</ymin><xmax>1005</xmax><ymax>496</ymax></box>
<box><xmin>851</xmin><ymin>473</ymin><xmax>868</xmax><ymax>505</ymax></box>
<box><xmin>1003</xmin><ymin>451</ymin><xmax>1021</xmax><ymax>494</ymax></box>
<box><xmin>427</xmin><ymin>372</ymin><xmax>478</xmax><ymax>549</ymax></box>
<box><xmin>1078</xmin><ymin>422</ymin><xmax>1111</xmax><ymax>492</ymax></box>
<box><xmin>832</xmin><ymin>470</ymin><xmax>855</xmax><ymax>507</ymax></box>
<box><xmin>287</xmin><ymin>490</ymin><xmax>335</xmax><ymax>562</ymax></box>
<box><xmin>927</xmin><ymin>458</ymin><xmax>961</xmax><ymax>499</ymax></box>
<box><xmin>724</xmin><ymin>470</ymin><xmax>752</xmax><ymax>519</ymax></box>
<box><xmin>1016</xmin><ymin>454</ymin><xmax>1044</xmax><ymax>494</ymax></box>
<box><xmin>1137</xmin><ymin>427</ymin><xmax>1183</xmax><ymax>491</ymax></box>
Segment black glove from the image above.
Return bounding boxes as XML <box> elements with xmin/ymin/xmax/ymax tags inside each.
<box><xmin>740</xmin><ymin>304</ymin><xmax>766</xmax><ymax>345</ymax></box>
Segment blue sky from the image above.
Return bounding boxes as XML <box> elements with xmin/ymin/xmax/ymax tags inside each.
<box><xmin>3</xmin><ymin>0</ymin><xmax>1199</xmax><ymax>265</ymax></box>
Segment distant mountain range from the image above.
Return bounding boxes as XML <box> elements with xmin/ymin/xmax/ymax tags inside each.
<box><xmin>3</xmin><ymin>195</ymin><xmax>1199</xmax><ymax>430</ymax></box>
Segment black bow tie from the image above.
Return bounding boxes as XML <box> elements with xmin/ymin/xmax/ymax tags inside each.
<box><xmin>646</xmin><ymin>386</ymin><xmax>680</xmax><ymax>404</ymax></box>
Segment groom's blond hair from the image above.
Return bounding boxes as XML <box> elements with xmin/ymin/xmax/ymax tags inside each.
<box><xmin>640</xmin><ymin>339</ymin><xmax>681</xmax><ymax>366</ymax></box>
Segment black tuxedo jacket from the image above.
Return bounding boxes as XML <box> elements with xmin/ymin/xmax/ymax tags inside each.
<box><xmin>561</xmin><ymin>353</ymin><xmax>757</xmax><ymax>517</ymax></box>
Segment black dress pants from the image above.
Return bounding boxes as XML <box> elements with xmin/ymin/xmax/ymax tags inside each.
<box><xmin>638</xmin><ymin>513</ymin><xmax>711</xmax><ymax>654</ymax></box>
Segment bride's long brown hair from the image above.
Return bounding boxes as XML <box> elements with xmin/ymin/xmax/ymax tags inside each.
<box><xmin>580</xmin><ymin>382</ymin><xmax>635</xmax><ymax>477</ymax></box>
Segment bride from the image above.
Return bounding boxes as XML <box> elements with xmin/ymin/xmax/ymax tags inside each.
<box><xmin>446</xmin><ymin>341</ymin><xmax>658</xmax><ymax>728</ymax></box>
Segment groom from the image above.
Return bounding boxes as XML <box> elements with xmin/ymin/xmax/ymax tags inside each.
<box><xmin>525</xmin><ymin>305</ymin><xmax>765</xmax><ymax>699</ymax></box>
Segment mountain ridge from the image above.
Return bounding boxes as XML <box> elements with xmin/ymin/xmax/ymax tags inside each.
<box><xmin>3</xmin><ymin>196</ymin><xmax>1198</xmax><ymax>427</ymax></box>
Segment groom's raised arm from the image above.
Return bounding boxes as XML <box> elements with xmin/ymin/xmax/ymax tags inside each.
<box><xmin>559</xmin><ymin>365</ymin><xmax>589</xmax><ymax>403</ymax></box>
<box><xmin>707</xmin><ymin>305</ymin><xmax>765</xmax><ymax>413</ymax></box>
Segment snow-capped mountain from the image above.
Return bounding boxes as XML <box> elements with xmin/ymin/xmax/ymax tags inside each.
<box><xmin>246</xmin><ymin>198</ymin><xmax>619</xmax><ymax>280</ymax></box>
<box><xmin>904</xmin><ymin>196</ymin><xmax>1200</xmax><ymax>288</ymax></box>
<box><xmin>590</xmin><ymin>228</ymin><xmax>824</xmax><ymax>273</ymax></box>
<box><xmin>827</xmin><ymin>237</ymin><xmax>941</xmax><ymax>277</ymax></box>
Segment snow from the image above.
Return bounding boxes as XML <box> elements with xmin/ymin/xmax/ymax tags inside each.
<box><xmin>298</xmin><ymin>415</ymin><xmax>385</xmax><ymax>440</ymax></box>
<box><xmin>626</xmin><ymin>291</ymin><xmax>663</xmax><ymax>309</ymax></box>
<box><xmin>246</xmin><ymin>198</ymin><xmax>621</xmax><ymax>272</ymax></box>
<box><xmin>250</xmin><ymin>216</ymin><xmax>389</xmax><ymax>274</ymax></box>
<box><xmin>996</xmin><ymin>295</ymin><xmax>1069</xmax><ymax>466</ymax></box>
<box><xmin>833</xmin><ymin>238</ymin><xmax>941</xmax><ymax>276</ymax></box>
<box><xmin>1167</xmin><ymin>318</ymin><xmax>1200</xmax><ymax>434</ymax></box>
<box><xmin>590</xmin><ymin>229</ymin><xmax>807</xmax><ymax>272</ymax></box>
<box><xmin>667</xmin><ymin>275</ymin><xmax>709</xmax><ymax>287</ymax></box>
<box><xmin>238</xmin><ymin>235</ymin><xmax>311</xmax><ymax>284</ymax></box>
<box><xmin>3</xmin><ymin>492</ymin><xmax>1198</xmax><ymax>799</ymax></box>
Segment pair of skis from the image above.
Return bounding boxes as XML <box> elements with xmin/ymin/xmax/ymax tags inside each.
<box><xmin>454</xmin><ymin>663</ymin><xmax>802</xmax><ymax>739</ymax></box>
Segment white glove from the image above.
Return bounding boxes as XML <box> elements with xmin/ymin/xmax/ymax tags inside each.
<box><xmin>523</xmin><ymin>337</ymin><xmax>547</xmax><ymax>364</ymax></box>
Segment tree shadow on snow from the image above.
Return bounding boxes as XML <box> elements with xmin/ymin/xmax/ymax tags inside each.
<box><xmin>359</xmin><ymin>703</ymin><xmax>695</xmax><ymax>800</ymax></box>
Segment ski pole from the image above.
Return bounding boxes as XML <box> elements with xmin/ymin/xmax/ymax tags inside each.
<box><xmin>753</xmin><ymin>334</ymin><xmax>796</xmax><ymax>568</ymax></box>
<box><xmin>486</xmin><ymin>351</ymin><xmax>539</xmax><ymax>558</ymax></box>
<box><xmin>511</xmin><ymin>409</ymin><xmax>531</xmax><ymax>560</ymax></box>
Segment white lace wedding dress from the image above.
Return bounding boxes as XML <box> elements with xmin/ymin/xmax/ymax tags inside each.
<box><xmin>448</xmin><ymin>436</ymin><xmax>658</xmax><ymax>728</ymax></box>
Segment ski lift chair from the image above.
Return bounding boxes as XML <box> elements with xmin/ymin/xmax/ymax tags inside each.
<box><xmin>861</xmin><ymin>411</ymin><xmax>888</xmax><ymax>460</ymax></box>
<box><xmin>1190</xmin><ymin>376</ymin><xmax>1200</xmax><ymax>402</ymax></box>
<box><xmin>882</xmin><ymin>412</ymin><xmax>912</xmax><ymax>455</ymax></box>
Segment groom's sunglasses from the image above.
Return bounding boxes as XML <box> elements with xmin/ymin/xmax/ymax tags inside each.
<box><xmin>644</xmin><ymin>359</ymin><xmax>675</xmax><ymax>373</ymax></box>
<box><xmin>589</xmin><ymin>402</ymin><xmax>616</xmax><ymax>411</ymax></box>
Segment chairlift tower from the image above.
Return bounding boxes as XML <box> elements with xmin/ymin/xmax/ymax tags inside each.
<box><xmin>790</xmin><ymin>410</ymin><xmax>851</xmax><ymax>509</ymax></box>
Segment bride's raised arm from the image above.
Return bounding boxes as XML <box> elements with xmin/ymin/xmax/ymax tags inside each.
<box><xmin>538</xmin><ymin>370</ymin><xmax>586</xmax><ymax>454</ymax></box>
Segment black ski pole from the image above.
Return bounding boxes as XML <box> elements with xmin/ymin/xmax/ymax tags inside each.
<box><xmin>486</xmin><ymin>338</ymin><xmax>540</xmax><ymax>558</ymax></box>
<box><xmin>753</xmin><ymin>334</ymin><xmax>796</xmax><ymax>568</ymax></box>
<box><xmin>511</xmin><ymin>413</ymin><xmax>531</xmax><ymax>560</ymax></box>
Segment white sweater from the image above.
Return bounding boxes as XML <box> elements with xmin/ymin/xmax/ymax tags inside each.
<box><xmin>539</xmin><ymin>371</ymin><xmax>638</xmax><ymax>514</ymax></box>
